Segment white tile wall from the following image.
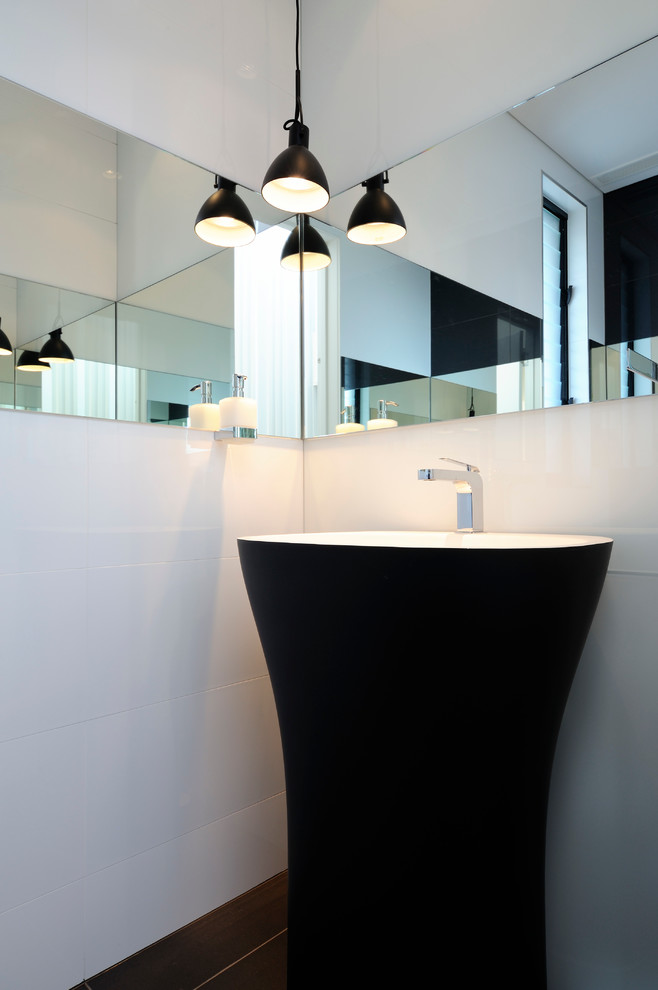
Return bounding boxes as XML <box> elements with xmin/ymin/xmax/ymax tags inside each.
<box><xmin>0</xmin><ymin>410</ymin><xmax>88</xmax><ymax>575</ymax></box>
<box><xmin>304</xmin><ymin>394</ymin><xmax>658</xmax><ymax>990</ymax></box>
<box><xmin>1</xmin><ymin>393</ymin><xmax>657</xmax><ymax>990</ymax></box>
<box><xmin>0</xmin><ymin>884</ymin><xmax>85</xmax><ymax>990</ymax></box>
<box><xmin>0</xmin><ymin>409</ymin><xmax>300</xmax><ymax>988</ymax></box>
<box><xmin>0</xmin><ymin>726</ymin><xmax>85</xmax><ymax>914</ymax></box>
<box><xmin>84</xmin><ymin>795</ymin><xmax>286</xmax><ymax>978</ymax></box>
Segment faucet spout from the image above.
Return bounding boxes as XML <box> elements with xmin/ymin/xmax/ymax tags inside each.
<box><xmin>417</xmin><ymin>458</ymin><xmax>483</xmax><ymax>532</ymax></box>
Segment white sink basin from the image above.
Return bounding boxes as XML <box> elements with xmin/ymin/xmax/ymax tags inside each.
<box><xmin>242</xmin><ymin>530</ymin><xmax>612</xmax><ymax>549</ymax></box>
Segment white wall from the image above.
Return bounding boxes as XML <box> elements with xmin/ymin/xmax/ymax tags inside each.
<box><xmin>304</xmin><ymin>394</ymin><xmax>658</xmax><ymax>989</ymax></box>
<box><xmin>0</xmin><ymin>410</ymin><xmax>300</xmax><ymax>988</ymax></box>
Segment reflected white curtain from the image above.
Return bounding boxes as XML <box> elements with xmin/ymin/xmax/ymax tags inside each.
<box><xmin>41</xmin><ymin>359</ymin><xmax>115</xmax><ymax>419</ymax></box>
<box><xmin>234</xmin><ymin>226</ymin><xmax>301</xmax><ymax>438</ymax></box>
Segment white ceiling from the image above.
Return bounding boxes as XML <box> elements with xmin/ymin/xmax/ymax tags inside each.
<box><xmin>300</xmin><ymin>0</ymin><xmax>658</xmax><ymax>196</ymax></box>
<box><xmin>511</xmin><ymin>33</ymin><xmax>658</xmax><ymax>191</ymax></box>
<box><xmin>2</xmin><ymin>0</ymin><xmax>658</xmax><ymax>205</ymax></box>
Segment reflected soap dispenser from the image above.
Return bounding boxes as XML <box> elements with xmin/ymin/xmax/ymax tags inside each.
<box><xmin>189</xmin><ymin>381</ymin><xmax>220</xmax><ymax>431</ymax></box>
<box><xmin>335</xmin><ymin>405</ymin><xmax>365</xmax><ymax>434</ymax></box>
<box><xmin>367</xmin><ymin>399</ymin><xmax>399</xmax><ymax>430</ymax></box>
<box><xmin>217</xmin><ymin>373</ymin><xmax>258</xmax><ymax>442</ymax></box>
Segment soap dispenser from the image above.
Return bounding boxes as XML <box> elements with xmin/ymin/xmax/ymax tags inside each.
<box><xmin>367</xmin><ymin>399</ymin><xmax>399</xmax><ymax>430</ymax></box>
<box><xmin>217</xmin><ymin>373</ymin><xmax>258</xmax><ymax>442</ymax></box>
<box><xmin>335</xmin><ymin>405</ymin><xmax>365</xmax><ymax>434</ymax></box>
<box><xmin>189</xmin><ymin>381</ymin><xmax>220</xmax><ymax>431</ymax></box>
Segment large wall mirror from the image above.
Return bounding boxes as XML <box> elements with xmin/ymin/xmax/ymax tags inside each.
<box><xmin>0</xmin><ymin>76</ymin><xmax>302</xmax><ymax>436</ymax></box>
<box><xmin>307</xmin><ymin>31</ymin><xmax>658</xmax><ymax>436</ymax></box>
<box><xmin>1</xmin><ymin>32</ymin><xmax>657</xmax><ymax>439</ymax></box>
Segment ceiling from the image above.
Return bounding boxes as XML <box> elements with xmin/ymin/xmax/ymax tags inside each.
<box><xmin>2</xmin><ymin>1</ymin><xmax>658</xmax><ymax>205</ymax></box>
<box><xmin>300</xmin><ymin>0</ymin><xmax>658</xmax><ymax>196</ymax></box>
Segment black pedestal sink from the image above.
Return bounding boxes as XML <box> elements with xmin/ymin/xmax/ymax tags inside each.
<box><xmin>238</xmin><ymin>531</ymin><xmax>612</xmax><ymax>990</ymax></box>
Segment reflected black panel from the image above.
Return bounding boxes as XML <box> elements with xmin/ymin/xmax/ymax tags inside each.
<box><xmin>431</xmin><ymin>272</ymin><xmax>541</xmax><ymax>376</ymax></box>
<box><xmin>341</xmin><ymin>356</ymin><xmax>424</xmax><ymax>390</ymax></box>
<box><xmin>604</xmin><ymin>175</ymin><xmax>658</xmax><ymax>346</ymax></box>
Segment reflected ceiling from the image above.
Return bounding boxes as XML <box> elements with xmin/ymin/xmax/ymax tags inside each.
<box><xmin>511</xmin><ymin>34</ymin><xmax>658</xmax><ymax>191</ymax></box>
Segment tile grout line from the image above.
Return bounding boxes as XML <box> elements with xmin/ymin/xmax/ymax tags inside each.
<box><xmin>191</xmin><ymin>928</ymin><xmax>288</xmax><ymax>990</ymax></box>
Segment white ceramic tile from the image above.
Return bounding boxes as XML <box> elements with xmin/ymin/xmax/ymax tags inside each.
<box><xmin>303</xmin><ymin>397</ymin><xmax>658</xmax><ymax>544</ymax></box>
<box><xmin>87</xmin><ymin>419</ymin><xmax>226</xmax><ymax>567</ymax></box>
<box><xmin>0</xmin><ymin>0</ymin><xmax>88</xmax><ymax>114</ymax></box>
<box><xmin>0</xmin><ymin>882</ymin><xmax>84</xmax><ymax>990</ymax></box>
<box><xmin>0</xmin><ymin>568</ymin><xmax>87</xmax><ymax>741</ymax></box>
<box><xmin>220</xmin><ymin>436</ymin><xmax>304</xmax><ymax>556</ymax></box>
<box><xmin>85</xmin><ymin>678</ymin><xmax>284</xmax><ymax>872</ymax></box>
<box><xmin>0</xmin><ymin>410</ymin><xmax>87</xmax><ymax>575</ymax></box>
<box><xmin>84</xmin><ymin>794</ymin><xmax>287</xmax><ymax>978</ymax></box>
<box><xmin>304</xmin><ymin>421</ymin><xmax>468</xmax><ymax>534</ymax></box>
<box><xmin>547</xmin><ymin>570</ymin><xmax>658</xmax><ymax>988</ymax></box>
<box><xmin>85</xmin><ymin>555</ymin><xmax>266</xmax><ymax>718</ymax></box>
<box><xmin>0</xmin><ymin>725</ymin><xmax>85</xmax><ymax>913</ymax></box>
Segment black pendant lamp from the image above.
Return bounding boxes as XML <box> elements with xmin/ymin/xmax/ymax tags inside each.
<box><xmin>281</xmin><ymin>215</ymin><xmax>331</xmax><ymax>271</ymax></box>
<box><xmin>17</xmin><ymin>349</ymin><xmax>50</xmax><ymax>371</ymax></box>
<box><xmin>39</xmin><ymin>328</ymin><xmax>74</xmax><ymax>364</ymax></box>
<box><xmin>195</xmin><ymin>175</ymin><xmax>256</xmax><ymax>247</ymax></box>
<box><xmin>347</xmin><ymin>171</ymin><xmax>406</xmax><ymax>245</ymax></box>
<box><xmin>0</xmin><ymin>317</ymin><xmax>12</xmax><ymax>356</ymax></box>
<box><xmin>262</xmin><ymin>0</ymin><xmax>329</xmax><ymax>213</ymax></box>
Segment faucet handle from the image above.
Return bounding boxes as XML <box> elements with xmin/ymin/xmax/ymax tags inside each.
<box><xmin>439</xmin><ymin>457</ymin><xmax>480</xmax><ymax>473</ymax></box>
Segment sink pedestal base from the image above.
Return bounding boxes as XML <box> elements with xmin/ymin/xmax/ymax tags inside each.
<box><xmin>238</xmin><ymin>536</ymin><xmax>612</xmax><ymax>989</ymax></box>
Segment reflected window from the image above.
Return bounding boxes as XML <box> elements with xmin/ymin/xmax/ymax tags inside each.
<box><xmin>542</xmin><ymin>176</ymin><xmax>589</xmax><ymax>406</ymax></box>
<box><xmin>542</xmin><ymin>198</ymin><xmax>569</xmax><ymax>405</ymax></box>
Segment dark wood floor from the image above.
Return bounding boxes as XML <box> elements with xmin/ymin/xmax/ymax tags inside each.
<box><xmin>70</xmin><ymin>872</ymin><xmax>287</xmax><ymax>990</ymax></box>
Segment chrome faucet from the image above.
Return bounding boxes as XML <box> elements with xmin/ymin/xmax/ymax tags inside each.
<box><xmin>418</xmin><ymin>457</ymin><xmax>483</xmax><ymax>532</ymax></box>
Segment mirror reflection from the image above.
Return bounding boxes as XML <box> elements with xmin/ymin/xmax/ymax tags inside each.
<box><xmin>1</xmin><ymin>32</ymin><xmax>658</xmax><ymax>438</ymax></box>
<box><xmin>305</xmin><ymin>32</ymin><xmax>658</xmax><ymax>434</ymax></box>
<box><xmin>1</xmin><ymin>277</ymin><xmax>114</xmax><ymax>417</ymax></box>
<box><xmin>311</xmin><ymin>217</ymin><xmax>544</xmax><ymax>434</ymax></box>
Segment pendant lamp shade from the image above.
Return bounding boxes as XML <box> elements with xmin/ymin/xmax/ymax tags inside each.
<box><xmin>281</xmin><ymin>215</ymin><xmax>331</xmax><ymax>271</ymax></box>
<box><xmin>17</xmin><ymin>349</ymin><xmax>50</xmax><ymax>371</ymax></box>
<box><xmin>262</xmin><ymin>120</ymin><xmax>329</xmax><ymax>214</ymax></box>
<box><xmin>39</xmin><ymin>328</ymin><xmax>74</xmax><ymax>364</ymax></box>
<box><xmin>347</xmin><ymin>172</ymin><xmax>406</xmax><ymax>245</ymax></box>
<box><xmin>195</xmin><ymin>176</ymin><xmax>256</xmax><ymax>247</ymax></box>
<box><xmin>0</xmin><ymin>318</ymin><xmax>12</xmax><ymax>356</ymax></box>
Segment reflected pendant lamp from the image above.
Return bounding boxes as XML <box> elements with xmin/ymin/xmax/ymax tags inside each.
<box><xmin>194</xmin><ymin>175</ymin><xmax>256</xmax><ymax>247</ymax></box>
<box><xmin>281</xmin><ymin>216</ymin><xmax>331</xmax><ymax>271</ymax></box>
<box><xmin>0</xmin><ymin>317</ymin><xmax>12</xmax><ymax>356</ymax></box>
<box><xmin>39</xmin><ymin>328</ymin><xmax>74</xmax><ymax>364</ymax></box>
<box><xmin>17</xmin><ymin>349</ymin><xmax>50</xmax><ymax>371</ymax></box>
<box><xmin>261</xmin><ymin>0</ymin><xmax>329</xmax><ymax>213</ymax></box>
<box><xmin>347</xmin><ymin>171</ymin><xmax>406</xmax><ymax>245</ymax></box>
